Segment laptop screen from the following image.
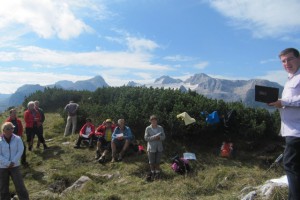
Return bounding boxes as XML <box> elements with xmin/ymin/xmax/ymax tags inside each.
<box><xmin>255</xmin><ymin>85</ymin><xmax>279</xmax><ymax>103</ymax></box>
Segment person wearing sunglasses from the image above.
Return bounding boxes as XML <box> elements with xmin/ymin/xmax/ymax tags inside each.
<box><xmin>0</xmin><ymin>122</ymin><xmax>29</xmax><ymax>200</ymax></box>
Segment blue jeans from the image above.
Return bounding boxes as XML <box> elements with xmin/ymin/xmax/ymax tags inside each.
<box><xmin>284</xmin><ymin>136</ymin><xmax>300</xmax><ymax>200</ymax></box>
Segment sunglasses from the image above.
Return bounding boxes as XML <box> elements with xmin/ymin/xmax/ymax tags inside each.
<box><xmin>5</xmin><ymin>127</ymin><xmax>14</xmax><ymax>131</ymax></box>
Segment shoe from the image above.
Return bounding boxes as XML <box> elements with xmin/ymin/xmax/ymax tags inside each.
<box><xmin>111</xmin><ymin>158</ymin><xmax>116</xmax><ymax>163</ymax></box>
<box><xmin>73</xmin><ymin>145</ymin><xmax>80</xmax><ymax>149</ymax></box>
<box><xmin>43</xmin><ymin>144</ymin><xmax>49</xmax><ymax>150</ymax></box>
<box><xmin>154</xmin><ymin>172</ymin><xmax>161</xmax><ymax>180</ymax></box>
<box><xmin>98</xmin><ymin>156</ymin><xmax>106</xmax><ymax>163</ymax></box>
<box><xmin>117</xmin><ymin>155</ymin><xmax>123</xmax><ymax>162</ymax></box>
<box><xmin>146</xmin><ymin>172</ymin><xmax>153</xmax><ymax>182</ymax></box>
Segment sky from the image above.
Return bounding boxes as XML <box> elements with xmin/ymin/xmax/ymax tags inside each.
<box><xmin>0</xmin><ymin>0</ymin><xmax>300</xmax><ymax>94</ymax></box>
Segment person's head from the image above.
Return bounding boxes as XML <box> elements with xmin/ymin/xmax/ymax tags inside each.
<box><xmin>279</xmin><ymin>48</ymin><xmax>300</xmax><ymax>75</ymax></box>
<box><xmin>86</xmin><ymin>118</ymin><xmax>92</xmax><ymax>126</ymax></box>
<box><xmin>34</xmin><ymin>100</ymin><xmax>40</xmax><ymax>108</ymax></box>
<box><xmin>69</xmin><ymin>100</ymin><xmax>74</xmax><ymax>104</ymax></box>
<box><xmin>9</xmin><ymin>108</ymin><xmax>17</xmax><ymax>119</ymax></box>
<box><xmin>1</xmin><ymin>122</ymin><xmax>15</xmax><ymax>138</ymax></box>
<box><xmin>149</xmin><ymin>115</ymin><xmax>158</xmax><ymax>126</ymax></box>
<box><xmin>105</xmin><ymin>118</ymin><xmax>112</xmax><ymax>127</ymax></box>
<box><xmin>117</xmin><ymin>119</ymin><xmax>125</xmax><ymax>128</ymax></box>
<box><xmin>27</xmin><ymin>101</ymin><xmax>35</xmax><ymax>110</ymax></box>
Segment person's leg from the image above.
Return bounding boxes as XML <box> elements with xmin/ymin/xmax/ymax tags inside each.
<box><xmin>25</xmin><ymin>127</ymin><xmax>33</xmax><ymax>151</ymax></box>
<box><xmin>74</xmin><ymin>136</ymin><xmax>83</xmax><ymax>148</ymax></box>
<box><xmin>10</xmin><ymin>167</ymin><xmax>29</xmax><ymax>200</ymax></box>
<box><xmin>64</xmin><ymin>116</ymin><xmax>72</xmax><ymax>136</ymax></box>
<box><xmin>154</xmin><ymin>152</ymin><xmax>162</xmax><ymax>179</ymax></box>
<box><xmin>111</xmin><ymin>140</ymin><xmax>117</xmax><ymax>162</ymax></box>
<box><xmin>36</xmin><ymin>126</ymin><xmax>47</xmax><ymax>149</ymax></box>
<box><xmin>119</xmin><ymin>140</ymin><xmax>130</xmax><ymax>159</ymax></box>
<box><xmin>0</xmin><ymin>168</ymin><xmax>10</xmax><ymax>200</ymax></box>
<box><xmin>21</xmin><ymin>140</ymin><xmax>28</xmax><ymax>166</ymax></box>
<box><xmin>71</xmin><ymin>116</ymin><xmax>77</xmax><ymax>135</ymax></box>
<box><xmin>283</xmin><ymin>137</ymin><xmax>300</xmax><ymax>200</ymax></box>
<box><xmin>146</xmin><ymin>152</ymin><xmax>156</xmax><ymax>181</ymax></box>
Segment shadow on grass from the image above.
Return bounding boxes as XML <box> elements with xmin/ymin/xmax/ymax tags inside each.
<box><xmin>33</xmin><ymin>145</ymin><xmax>65</xmax><ymax>160</ymax></box>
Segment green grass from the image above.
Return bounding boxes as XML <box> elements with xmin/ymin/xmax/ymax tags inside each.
<box><xmin>0</xmin><ymin>111</ymin><xmax>288</xmax><ymax>200</ymax></box>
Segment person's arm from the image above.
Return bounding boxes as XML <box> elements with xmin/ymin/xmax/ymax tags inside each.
<box><xmin>0</xmin><ymin>142</ymin><xmax>11</xmax><ymax>167</ymax></box>
<box><xmin>124</xmin><ymin>127</ymin><xmax>133</xmax><ymax>140</ymax></box>
<box><xmin>144</xmin><ymin>127</ymin><xmax>157</xmax><ymax>142</ymax></box>
<box><xmin>11</xmin><ymin>136</ymin><xmax>24</xmax><ymax>165</ymax></box>
<box><xmin>158</xmin><ymin>126</ymin><xmax>166</xmax><ymax>141</ymax></box>
<box><xmin>112</xmin><ymin>128</ymin><xmax>119</xmax><ymax>140</ymax></box>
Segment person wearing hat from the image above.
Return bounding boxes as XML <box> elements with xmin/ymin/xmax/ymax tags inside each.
<box><xmin>0</xmin><ymin>122</ymin><xmax>29</xmax><ymax>200</ymax></box>
<box><xmin>94</xmin><ymin>119</ymin><xmax>116</xmax><ymax>161</ymax></box>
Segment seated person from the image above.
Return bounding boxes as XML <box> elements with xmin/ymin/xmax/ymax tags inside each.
<box><xmin>74</xmin><ymin>118</ymin><xmax>95</xmax><ymax>148</ymax></box>
<box><xmin>94</xmin><ymin>119</ymin><xmax>116</xmax><ymax>162</ymax></box>
<box><xmin>111</xmin><ymin>118</ymin><xmax>134</xmax><ymax>162</ymax></box>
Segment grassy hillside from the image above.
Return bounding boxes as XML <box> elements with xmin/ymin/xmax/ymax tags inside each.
<box><xmin>0</xmin><ymin>111</ymin><xmax>288</xmax><ymax>200</ymax></box>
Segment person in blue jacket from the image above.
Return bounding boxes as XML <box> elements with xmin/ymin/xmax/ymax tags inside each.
<box><xmin>111</xmin><ymin>119</ymin><xmax>133</xmax><ymax>162</ymax></box>
<box><xmin>0</xmin><ymin>122</ymin><xmax>29</xmax><ymax>200</ymax></box>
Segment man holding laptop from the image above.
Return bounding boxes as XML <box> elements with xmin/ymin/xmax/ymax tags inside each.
<box><xmin>269</xmin><ymin>48</ymin><xmax>300</xmax><ymax>200</ymax></box>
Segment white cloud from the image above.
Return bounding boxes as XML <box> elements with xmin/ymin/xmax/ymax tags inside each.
<box><xmin>0</xmin><ymin>0</ymin><xmax>92</xmax><ymax>40</ymax></box>
<box><xmin>0</xmin><ymin>46</ymin><xmax>172</xmax><ymax>71</ymax></box>
<box><xmin>194</xmin><ymin>61</ymin><xmax>209</xmax><ymax>69</ymax></box>
<box><xmin>256</xmin><ymin>70</ymin><xmax>287</xmax><ymax>86</ymax></box>
<box><xmin>164</xmin><ymin>55</ymin><xmax>194</xmax><ymax>62</ymax></box>
<box><xmin>208</xmin><ymin>0</ymin><xmax>300</xmax><ymax>38</ymax></box>
<box><xmin>126</xmin><ymin>37</ymin><xmax>159</xmax><ymax>52</ymax></box>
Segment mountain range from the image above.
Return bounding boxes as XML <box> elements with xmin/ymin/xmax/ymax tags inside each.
<box><xmin>0</xmin><ymin>73</ymin><xmax>283</xmax><ymax>112</ymax></box>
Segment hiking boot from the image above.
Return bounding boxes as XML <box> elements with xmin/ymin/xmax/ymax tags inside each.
<box><xmin>146</xmin><ymin>172</ymin><xmax>153</xmax><ymax>182</ymax></box>
<box><xmin>154</xmin><ymin>172</ymin><xmax>161</xmax><ymax>180</ymax></box>
<box><xmin>36</xmin><ymin>141</ymin><xmax>40</xmax><ymax>148</ymax></box>
<box><xmin>95</xmin><ymin>151</ymin><xmax>101</xmax><ymax>159</ymax></box>
<box><xmin>73</xmin><ymin>145</ymin><xmax>80</xmax><ymax>149</ymax></box>
<box><xmin>98</xmin><ymin>156</ymin><xmax>106</xmax><ymax>163</ymax></box>
<box><xmin>117</xmin><ymin>155</ymin><xmax>123</xmax><ymax>162</ymax></box>
<box><xmin>43</xmin><ymin>144</ymin><xmax>49</xmax><ymax>150</ymax></box>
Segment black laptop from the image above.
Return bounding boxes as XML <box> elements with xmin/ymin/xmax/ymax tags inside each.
<box><xmin>255</xmin><ymin>85</ymin><xmax>279</xmax><ymax>103</ymax></box>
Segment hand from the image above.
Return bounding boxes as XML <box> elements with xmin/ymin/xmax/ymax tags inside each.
<box><xmin>118</xmin><ymin>136</ymin><xmax>124</xmax><ymax>140</ymax></box>
<box><xmin>8</xmin><ymin>162</ymin><xmax>15</xmax><ymax>168</ymax></box>
<box><xmin>268</xmin><ymin>100</ymin><xmax>282</xmax><ymax>108</ymax></box>
<box><xmin>155</xmin><ymin>135</ymin><xmax>160</xmax><ymax>140</ymax></box>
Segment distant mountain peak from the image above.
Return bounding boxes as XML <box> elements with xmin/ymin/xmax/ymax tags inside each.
<box><xmin>154</xmin><ymin>75</ymin><xmax>182</xmax><ymax>84</ymax></box>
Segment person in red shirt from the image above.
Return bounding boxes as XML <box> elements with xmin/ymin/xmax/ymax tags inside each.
<box><xmin>74</xmin><ymin>118</ymin><xmax>95</xmax><ymax>148</ymax></box>
<box><xmin>94</xmin><ymin>119</ymin><xmax>116</xmax><ymax>162</ymax></box>
<box><xmin>24</xmin><ymin>101</ymin><xmax>42</xmax><ymax>151</ymax></box>
<box><xmin>5</xmin><ymin>109</ymin><xmax>28</xmax><ymax>167</ymax></box>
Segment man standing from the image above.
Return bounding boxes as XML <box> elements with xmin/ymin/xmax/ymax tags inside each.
<box><xmin>64</xmin><ymin>101</ymin><xmax>79</xmax><ymax>136</ymax></box>
<box><xmin>269</xmin><ymin>48</ymin><xmax>300</xmax><ymax>200</ymax></box>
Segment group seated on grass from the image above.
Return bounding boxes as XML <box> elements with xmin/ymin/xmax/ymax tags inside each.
<box><xmin>74</xmin><ymin>118</ymin><xmax>136</xmax><ymax>163</ymax></box>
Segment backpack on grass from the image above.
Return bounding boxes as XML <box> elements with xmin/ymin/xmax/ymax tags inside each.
<box><xmin>171</xmin><ymin>155</ymin><xmax>191</xmax><ymax>175</ymax></box>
